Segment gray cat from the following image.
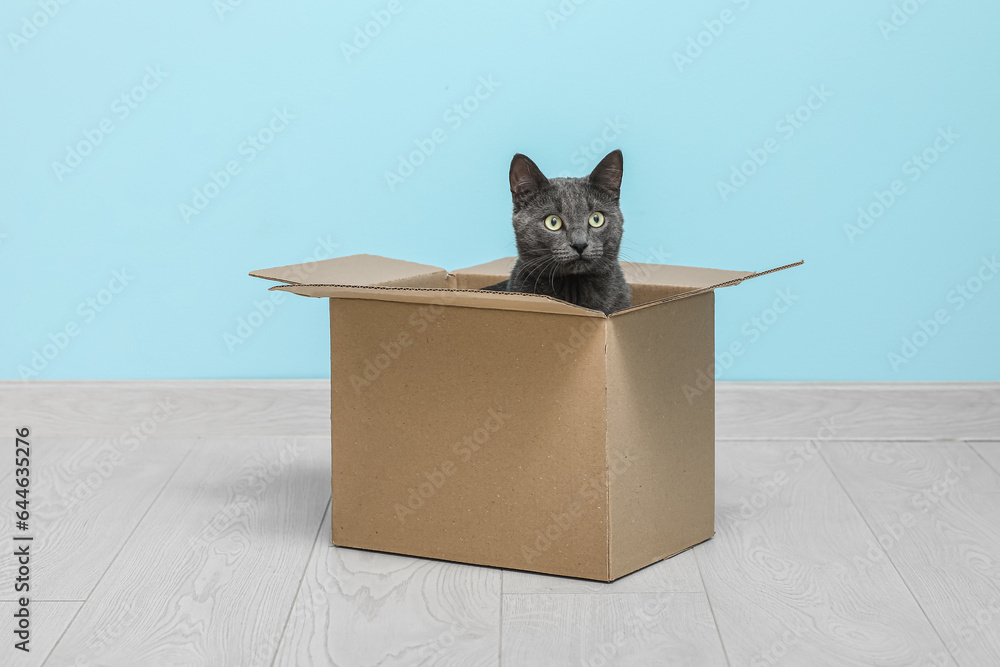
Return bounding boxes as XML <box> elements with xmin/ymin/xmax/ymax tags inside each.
<box><xmin>482</xmin><ymin>150</ymin><xmax>631</xmax><ymax>314</ymax></box>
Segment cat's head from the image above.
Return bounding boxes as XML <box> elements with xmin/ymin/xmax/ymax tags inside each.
<box><xmin>508</xmin><ymin>150</ymin><xmax>624</xmax><ymax>276</ymax></box>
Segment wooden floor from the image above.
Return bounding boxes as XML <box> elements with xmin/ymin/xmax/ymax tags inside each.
<box><xmin>2</xmin><ymin>381</ymin><xmax>999</xmax><ymax>666</ymax></box>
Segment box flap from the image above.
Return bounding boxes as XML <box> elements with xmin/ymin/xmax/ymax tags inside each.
<box><xmin>451</xmin><ymin>256</ymin><xmax>518</xmax><ymax>277</ymax></box>
<box><xmin>612</xmin><ymin>259</ymin><xmax>804</xmax><ymax>316</ymax></box>
<box><xmin>268</xmin><ymin>283</ymin><xmax>606</xmax><ymax>318</ymax></box>
<box><xmin>621</xmin><ymin>262</ymin><xmax>753</xmax><ymax>289</ymax></box>
<box><xmin>449</xmin><ymin>257</ymin><xmax>518</xmax><ymax>290</ymax></box>
<box><xmin>249</xmin><ymin>253</ymin><xmax>447</xmax><ymax>287</ymax></box>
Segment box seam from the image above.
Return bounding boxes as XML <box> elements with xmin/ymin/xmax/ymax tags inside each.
<box><xmin>328</xmin><ymin>298</ymin><xmax>336</xmax><ymax>544</ymax></box>
<box><xmin>604</xmin><ymin>321</ymin><xmax>611</xmax><ymax>582</ymax></box>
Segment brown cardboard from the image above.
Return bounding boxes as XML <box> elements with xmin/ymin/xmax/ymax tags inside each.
<box><xmin>606</xmin><ymin>292</ymin><xmax>716</xmax><ymax>579</ymax></box>
<box><xmin>251</xmin><ymin>254</ymin><xmax>801</xmax><ymax>581</ymax></box>
<box><xmin>250</xmin><ymin>253</ymin><xmax>448</xmax><ymax>287</ymax></box>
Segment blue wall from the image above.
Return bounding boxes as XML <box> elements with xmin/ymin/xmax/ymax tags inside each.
<box><xmin>3</xmin><ymin>0</ymin><xmax>997</xmax><ymax>380</ymax></box>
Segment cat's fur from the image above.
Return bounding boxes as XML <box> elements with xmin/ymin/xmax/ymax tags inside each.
<box><xmin>482</xmin><ymin>150</ymin><xmax>631</xmax><ymax>315</ymax></box>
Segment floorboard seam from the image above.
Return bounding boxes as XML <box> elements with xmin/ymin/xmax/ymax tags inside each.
<box><xmin>38</xmin><ymin>437</ymin><xmax>199</xmax><ymax>666</ymax></box>
<box><xmin>498</xmin><ymin>570</ymin><xmax>504</xmax><ymax>667</ymax></box>
<box><xmin>38</xmin><ymin>601</ymin><xmax>85</xmax><ymax>667</ymax></box>
<box><xmin>693</xmin><ymin>547</ymin><xmax>732</xmax><ymax>667</ymax></box>
<box><xmin>816</xmin><ymin>445</ymin><xmax>961</xmax><ymax>666</ymax></box>
<box><xmin>967</xmin><ymin>441</ymin><xmax>1000</xmax><ymax>478</ymax></box>
<box><xmin>268</xmin><ymin>494</ymin><xmax>333</xmax><ymax>667</ymax></box>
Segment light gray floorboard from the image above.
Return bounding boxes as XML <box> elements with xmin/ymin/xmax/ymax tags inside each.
<box><xmin>0</xmin><ymin>601</ymin><xmax>80</xmax><ymax>667</ymax></box>
<box><xmin>0</xmin><ymin>437</ymin><xmax>194</xmax><ymax>601</ymax></box>
<box><xmin>715</xmin><ymin>382</ymin><xmax>1000</xmax><ymax>440</ymax></box>
<box><xmin>823</xmin><ymin>441</ymin><xmax>1000</xmax><ymax>666</ymax></box>
<box><xmin>44</xmin><ymin>436</ymin><xmax>329</xmax><ymax>667</ymax></box>
<box><xmin>0</xmin><ymin>380</ymin><xmax>329</xmax><ymax>438</ymax></box>
<box><xmin>697</xmin><ymin>440</ymin><xmax>957</xmax><ymax>666</ymax></box>
<box><xmin>272</xmin><ymin>502</ymin><xmax>501</xmax><ymax>667</ymax></box>
<box><xmin>501</xmin><ymin>593</ymin><xmax>728</xmax><ymax>666</ymax></box>
<box><xmin>0</xmin><ymin>382</ymin><xmax>996</xmax><ymax>666</ymax></box>
<box><xmin>970</xmin><ymin>441</ymin><xmax>1000</xmax><ymax>474</ymax></box>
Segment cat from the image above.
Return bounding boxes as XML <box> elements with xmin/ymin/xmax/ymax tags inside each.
<box><xmin>481</xmin><ymin>149</ymin><xmax>631</xmax><ymax>315</ymax></box>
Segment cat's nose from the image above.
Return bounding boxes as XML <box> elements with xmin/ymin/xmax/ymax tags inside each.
<box><xmin>571</xmin><ymin>242</ymin><xmax>588</xmax><ymax>255</ymax></box>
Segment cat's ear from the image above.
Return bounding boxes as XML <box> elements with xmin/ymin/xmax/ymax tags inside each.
<box><xmin>588</xmin><ymin>149</ymin><xmax>623</xmax><ymax>199</ymax></box>
<box><xmin>509</xmin><ymin>154</ymin><xmax>548</xmax><ymax>201</ymax></box>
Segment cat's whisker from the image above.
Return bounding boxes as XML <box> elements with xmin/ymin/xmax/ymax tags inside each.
<box><xmin>510</xmin><ymin>255</ymin><xmax>546</xmax><ymax>274</ymax></box>
<box><xmin>516</xmin><ymin>258</ymin><xmax>555</xmax><ymax>289</ymax></box>
<box><xmin>619</xmin><ymin>244</ymin><xmax>673</xmax><ymax>266</ymax></box>
<box><xmin>615</xmin><ymin>251</ymin><xmax>650</xmax><ymax>279</ymax></box>
<box><xmin>619</xmin><ymin>245</ymin><xmax>660</xmax><ymax>262</ymax></box>
<box><xmin>511</xmin><ymin>255</ymin><xmax>553</xmax><ymax>284</ymax></box>
<box><xmin>533</xmin><ymin>259</ymin><xmax>558</xmax><ymax>294</ymax></box>
<box><xmin>527</xmin><ymin>258</ymin><xmax>556</xmax><ymax>294</ymax></box>
<box><xmin>618</xmin><ymin>261</ymin><xmax>647</xmax><ymax>279</ymax></box>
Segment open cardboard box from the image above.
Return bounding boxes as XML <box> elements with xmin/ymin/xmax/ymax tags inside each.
<box><xmin>251</xmin><ymin>254</ymin><xmax>801</xmax><ymax>581</ymax></box>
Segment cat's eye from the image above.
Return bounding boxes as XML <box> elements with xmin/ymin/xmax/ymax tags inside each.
<box><xmin>544</xmin><ymin>214</ymin><xmax>563</xmax><ymax>231</ymax></box>
<box><xmin>589</xmin><ymin>212</ymin><xmax>605</xmax><ymax>228</ymax></box>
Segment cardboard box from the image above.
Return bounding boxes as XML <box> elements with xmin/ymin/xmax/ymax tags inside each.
<box><xmin>251</xmin><ymin>254</ymin><xmax>801</xmax><ymax>581</ymax></box>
